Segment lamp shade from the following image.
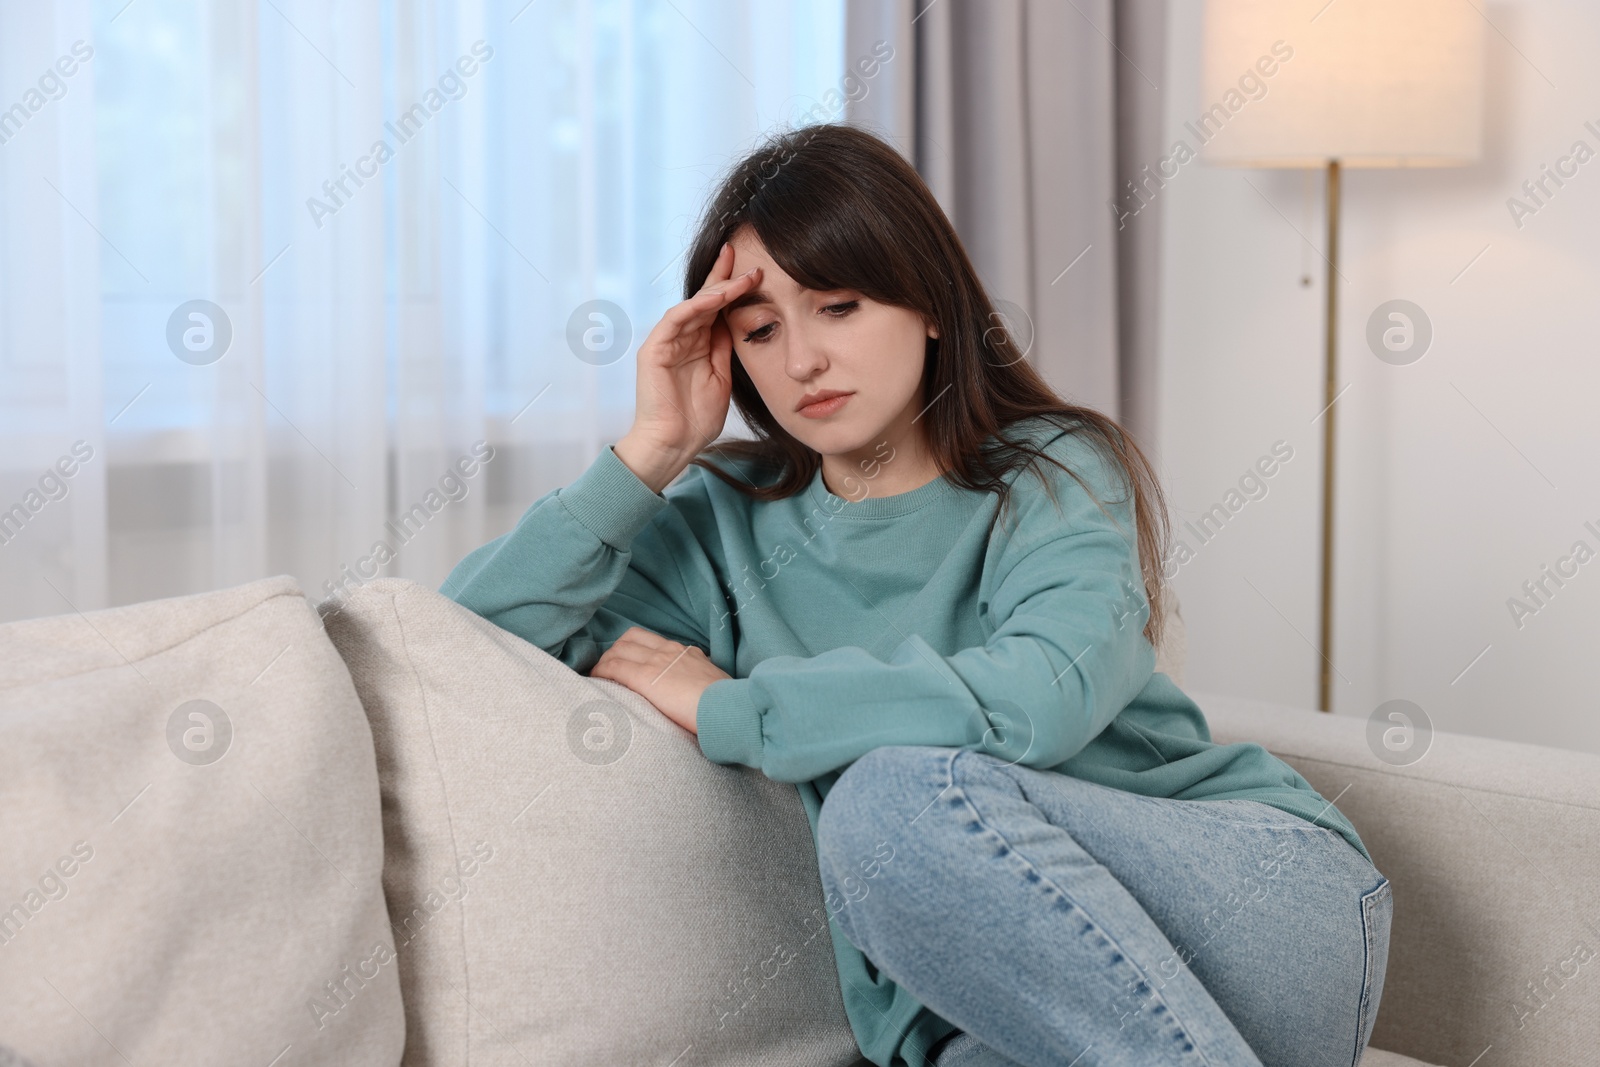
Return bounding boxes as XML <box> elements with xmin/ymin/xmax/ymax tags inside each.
<box><xmin>1200</xmin><ymin>0</ymin><xmax>1484</xmax><ymax>168</ymax></box>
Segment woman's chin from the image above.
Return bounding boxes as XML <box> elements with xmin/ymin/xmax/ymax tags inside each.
<box><xmin>787</xmin><ymin>418</ymin><xmax>863</xmax><ymax>452</ymax></box>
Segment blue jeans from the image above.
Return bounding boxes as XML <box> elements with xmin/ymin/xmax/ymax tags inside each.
<box><xmin>815</xmin><ymin>746</ymin><xmax>1393</xmax><ymax>1067</ymax></box>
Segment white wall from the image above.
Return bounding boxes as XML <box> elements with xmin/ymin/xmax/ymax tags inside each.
<box><xmin>1156</xmin><ymin>0</ymin><xmax>1600</xmax><ymax>755</ymax></box>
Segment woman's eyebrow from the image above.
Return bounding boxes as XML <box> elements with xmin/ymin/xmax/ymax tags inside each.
<box><xmin>722</xmin><ymin>288</ymin><xmax>772</xmax><ymax>313</ymax></box>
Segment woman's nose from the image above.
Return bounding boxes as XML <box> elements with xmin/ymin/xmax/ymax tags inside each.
<box><xmin>786</xmin><ymin>340</ymin><xmax>828</xmax><ymax>379</ymax></box>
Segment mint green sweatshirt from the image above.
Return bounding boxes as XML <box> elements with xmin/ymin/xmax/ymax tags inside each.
<box><xmin>440</xmin><ymin>415</ymin><xmax>1369</xmax><ymax>1067</ymax></box>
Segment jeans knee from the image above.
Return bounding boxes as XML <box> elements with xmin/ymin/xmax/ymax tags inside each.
<box><xmin>818</xmin><ymin>748</ymin><xmax>905</xmax><ymax>873</ymax></box>
<box><xmin>817</xmin><ymin>747</ymin><xmax>943</xmax><ymax>950</ymax></box>
<box><xmin>821</xmin><ymin>747</ymin><xmax>951</xmax><ymax>871</ymax></box>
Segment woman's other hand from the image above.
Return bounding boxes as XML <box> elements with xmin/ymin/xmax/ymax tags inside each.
<box><xmin>614</xmin><ymin>242</ymin><xmax>762</xmax><ymax>494</ymax></box>
<box><xmin>590</xmin><ymin>626</ymin><xmax>731</xmax><ymax>735</ymax></box>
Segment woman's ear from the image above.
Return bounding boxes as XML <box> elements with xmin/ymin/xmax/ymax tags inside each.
<box><xmin>926</xmin><ymin>318</ymin><xmax>940</xmax><ymax>340</ymax></box>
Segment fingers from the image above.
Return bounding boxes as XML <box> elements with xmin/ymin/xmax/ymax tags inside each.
<box><xmin>605</xmin><ymin>627</ymin><xmax>699</xmax><ymax>663</ymax></box>
<box><xmin>593</xmin><ymin>632</ymin><xmax>695</xmax><ymax>691</ymax></box>
<box><xmin>701</xmin><ymin>240</ymin><xmax>735</xmax><ymax>290</ymax></box>
<box><xmin>590</xmin><ymin>653</ymin><xmax>644</xmax><ymax>691</ymax></box>
<box><xmin>658</xmin><ymin>266</ymin><xmax>762</xmax><ymax>334</ymax></box>
<box><xmin>616</xmin><ymin>625</ymin><xmax>674</xmax><ymax>649</ymax></box>
<box><xmin>702</xmin><ymin>264</ymin><xmax>760</xmax><ymax>301</ymax></box>
<box><xmin>709</xmin><ymin>314</ymin><xmax>734</xmax><ymax>377</ymax></box>
<box><xmin>605</xmin><ymin>627</ymin><xmax>712</xmax><ymax>667</ymax></box>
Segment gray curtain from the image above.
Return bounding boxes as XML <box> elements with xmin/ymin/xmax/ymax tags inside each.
<box><xmin>845</xmin><ymin>0</ymin><xmax>1167</xmax><ymax>446</ymax></box>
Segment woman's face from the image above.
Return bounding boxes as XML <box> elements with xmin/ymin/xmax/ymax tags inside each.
<box><xmin>721</xmin><ymin>226</ymin><xmax>938</xmax><ymax>461</ymax></box>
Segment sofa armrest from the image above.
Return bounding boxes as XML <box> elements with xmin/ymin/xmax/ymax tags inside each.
<box><xmin>1192</xmin><ymin>691</ymin><xmax>1600</xmax><ymax>1067</ymax></box>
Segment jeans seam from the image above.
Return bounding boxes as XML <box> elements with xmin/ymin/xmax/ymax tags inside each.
<box><xmin>1143</xmin><ymin>796</ymin><xmax>1347</xmax><ymax>838</ymax></box>
<box><xmin>1351</xmin><ymin>877</ymin><xmax>1391</xmax><ymax>1067</ymax></box>
<box><xmin>950</xmin><ymin>751</ymin><xmax>1221</xmax><ymax>1067</ymax></box>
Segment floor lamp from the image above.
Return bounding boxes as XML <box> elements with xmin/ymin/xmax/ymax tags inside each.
<box><xmin>1199</xmin><ymin>0</ymin><xmax>1483</xmax><ymax>711</ymax></box>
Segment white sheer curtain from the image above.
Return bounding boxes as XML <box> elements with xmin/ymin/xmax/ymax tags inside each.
<box><xmin>0</xmin><ymin>0</ymin><xmax>844</xmax><ymax>623</ymax></box>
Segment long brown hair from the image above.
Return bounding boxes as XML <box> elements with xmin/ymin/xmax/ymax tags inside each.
<box><xmin>681</xmin><ymin>123</ymin><xmax>1171</xmax><ymax>649</ymax></box>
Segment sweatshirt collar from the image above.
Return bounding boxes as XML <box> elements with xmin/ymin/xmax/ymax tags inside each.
<box><xmin>806</xmin><ymin>462</ymin><xmax>964</xmax><ymax>519</ymax></box>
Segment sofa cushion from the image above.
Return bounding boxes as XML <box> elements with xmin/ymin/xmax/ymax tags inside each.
<box><xmin>0</xmin><ymin>576</ymin><xmax>400</xmax><ymax>1065</ymax></box>
<box><xmin>318</xmin><ymin>577</ymin><xmax>864</xmax><ymax>1067</ymax></box>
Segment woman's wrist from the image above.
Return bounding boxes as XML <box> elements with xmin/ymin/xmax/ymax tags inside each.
<box><xmin>613</xmin><ymin>433</ymin><xmax>695</xmax><ymax>494</ymax></box>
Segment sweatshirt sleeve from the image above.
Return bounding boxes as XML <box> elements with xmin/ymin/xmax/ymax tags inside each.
<box><xmin>440</xmin><ymin>444</ymin><xmax>715</xmax><ymax>674</ymax></box>
<box><xmin>694</xmin><ymin>431</ymin><xmax>1157</xmax><ymax>783</ymax></box>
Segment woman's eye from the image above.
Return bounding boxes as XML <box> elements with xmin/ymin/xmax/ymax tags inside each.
<box><xmin>740</xmin><ymin>302</ymin><xmax>855</xmax><ymax>344</ymax></box>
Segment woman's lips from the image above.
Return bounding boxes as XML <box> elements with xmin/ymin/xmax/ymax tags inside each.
<box><xmin>797</xmin><ymin>393</ymin><xmax>852</xmax><ymax>418</ymax></box>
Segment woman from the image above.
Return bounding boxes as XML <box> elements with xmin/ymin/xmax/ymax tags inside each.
<box><xmin>441</xmin><ymin>123</ymin><xmax>1392</xmax><ymax>1067</ymax></box>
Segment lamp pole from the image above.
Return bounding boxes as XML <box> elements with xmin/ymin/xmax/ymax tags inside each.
<box><xmin>1317</xmin><ymin>159</ymin><xmax>1341</xmax><ymax>713</ymax></box>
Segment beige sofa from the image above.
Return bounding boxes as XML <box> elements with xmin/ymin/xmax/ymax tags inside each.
<box><xmin>1</xmin><ymin>575</ymin><xmax>1595</xmax><ymax>1066</ymax></box>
